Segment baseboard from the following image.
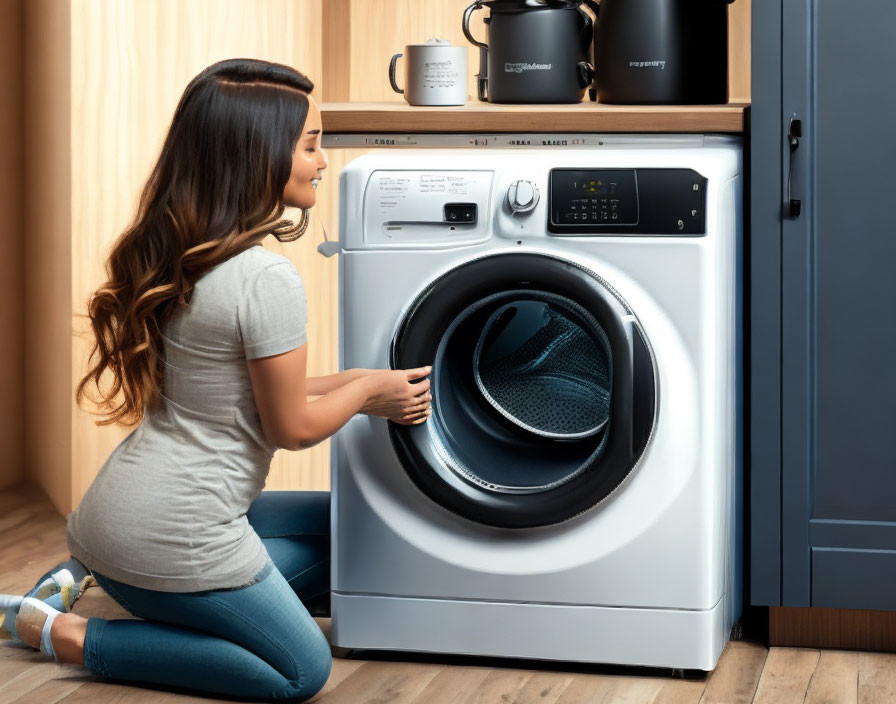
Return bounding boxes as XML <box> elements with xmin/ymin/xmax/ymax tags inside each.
<box><xmin>770</xmin><ymin>607</ymin><xmax>896</xmax><ymax>652</ymax></box>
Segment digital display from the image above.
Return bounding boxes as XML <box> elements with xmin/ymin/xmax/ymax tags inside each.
<box><xmin>550</xmin><ymin>169</ymin><xmax>639</xmax><ymax>227</ymax></box>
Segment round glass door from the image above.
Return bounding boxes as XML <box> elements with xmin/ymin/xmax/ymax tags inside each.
<box><xmin>390</xmin><ymin>253</ymin><xmax>656</xmax><ymax>528</ymax></box>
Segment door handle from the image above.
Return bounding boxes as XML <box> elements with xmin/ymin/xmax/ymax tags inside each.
<box><xmin>786</xmin><ymin>116</ymin><xmax>802</xmax><ymax>219</ymax></box>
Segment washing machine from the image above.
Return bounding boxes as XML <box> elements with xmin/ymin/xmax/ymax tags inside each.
<box><xmin>329</xmin><ymin>134</ymin><xmax>742</xmax><ymax>672</ymax></box>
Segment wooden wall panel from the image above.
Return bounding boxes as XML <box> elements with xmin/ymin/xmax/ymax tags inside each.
<box><xmin>0</xmin><ymin>0</ymin><xmax>24</xmax><ymax>491</ymax></box>
<box><xmin>343</xmin><ymin>0</ymin><xmax>484</xmax><ymax>103</ymax></box>
<box><xmin>66</xmin><ymin>0</ymin><xmax>324</xmax><ymax>511</ymax></box>
<box><xmin>322</xmin><ymin>0</ymin><xmax>352</xmax><ymax>102</ymax></box>
<box><xmin>23</xmin><ymin>0</ymin><xmax>72</xmax><ymax>514</ymax></box>
<box><xmin>729</xmin><ymin>0</ymin><xmax>751</xmax><ymax>103</ymax></box>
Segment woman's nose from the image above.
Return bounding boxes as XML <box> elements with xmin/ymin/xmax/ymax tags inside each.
<box><xmin>318</xmin><ymin>148</ymin><xmax>328</xmax><ymax>172</ymax></box>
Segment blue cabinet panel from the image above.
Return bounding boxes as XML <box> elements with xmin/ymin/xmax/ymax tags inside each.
<box><xmin>812</xmin><ymin>549</ymin><xmax>896</xmax><ymax>611</ymax></box>
<box><xmin>751</xmin><ymin>0</ymin><xmax>896</xmax><ymax>609</ymax></box>
<box><xmin>749</xmin><ymin>0</ymin><xmax>784</xmax><ymax>607</ymax></box>
<box><xmin>812</xmin><ymin>0</ymin><xmax>896</xmax><ymax>524</ymax></box>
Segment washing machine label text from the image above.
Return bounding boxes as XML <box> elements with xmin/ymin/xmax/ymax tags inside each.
<box><xmin>420</xmin><ymin>175</ymin><xmax>470</xmax><ymax>196</ymax></box>
<box><xmin>378</xmin><ymin>177</ymin><xmax>411</xmax><ymax>193</ymax></box>
<box><xmin>376</xmin><ymin>176</ymin><xmax>410</xmax><ymax>212</ymax></box>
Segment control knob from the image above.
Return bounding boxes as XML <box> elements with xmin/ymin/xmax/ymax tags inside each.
<box><xmin>507</xmin><ymin>180</ymin><xmax>539</xmax><ymax>214</ymax></box>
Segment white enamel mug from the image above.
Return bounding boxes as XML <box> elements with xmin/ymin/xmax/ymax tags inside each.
<box><xmin>389</xmin><ymin>38</ymin><xmax>468</xmax><ymax>106</ymax></box>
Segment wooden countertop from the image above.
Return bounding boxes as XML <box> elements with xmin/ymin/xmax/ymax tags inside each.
<box><xmin>320</xmin><ymin>101</ymin><xmax>749</xmax><ymax>134</ymax></box>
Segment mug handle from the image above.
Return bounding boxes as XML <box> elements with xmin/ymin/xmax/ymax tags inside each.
<box><xmin>389</xmin><ymin>53</ymin><xmax>404</xmax><ymax>94</ymax></box>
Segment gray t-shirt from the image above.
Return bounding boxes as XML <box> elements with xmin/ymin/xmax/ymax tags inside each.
<box><xmin>66</xmin><ymin>245</ymin><xmax>308</xmax><ymax>592</ymax></box>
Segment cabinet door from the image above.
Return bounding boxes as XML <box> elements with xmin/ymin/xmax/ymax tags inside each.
<box><xmin>780</xmin><ymin>0</ymin><xmax>896</xmax><ymax>609</ymax></box>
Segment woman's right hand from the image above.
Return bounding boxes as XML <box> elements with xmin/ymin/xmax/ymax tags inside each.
<box><xmin>360</xmin><ymin>367</ymin><xmax>432</xmax><ymax>425</ymax></box>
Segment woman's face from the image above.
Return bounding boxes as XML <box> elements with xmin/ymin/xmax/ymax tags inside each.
<box><xmin>282</xmin><ymin>95</ymin><xmax>327</xmax><ymax>209</ymax></box>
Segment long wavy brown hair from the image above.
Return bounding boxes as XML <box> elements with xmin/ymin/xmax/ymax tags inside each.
<box><xmin>76</xmin><ymin>58</ymin><xmax>315</xmax><ymax>427</ymax></box>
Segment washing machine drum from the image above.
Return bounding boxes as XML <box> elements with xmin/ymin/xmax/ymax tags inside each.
<box><xmin>390</xmin><ymin>253</ymin><xmax>656</xmax><ymax>529</ymax></box>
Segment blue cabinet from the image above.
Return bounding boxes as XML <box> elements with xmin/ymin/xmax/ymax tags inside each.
<box><xmin>751</xmin><ymin>0</ymin><xmax>896</xmax><ymax>608</ymax></box>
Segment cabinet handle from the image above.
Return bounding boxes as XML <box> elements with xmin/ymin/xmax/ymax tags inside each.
<box><xmin>786</xmin><ymin>117</ymin><xmax>802</xmax><ymax>219</ymax></box>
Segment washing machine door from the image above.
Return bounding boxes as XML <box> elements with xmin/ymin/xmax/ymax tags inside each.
<box><xmin>390</xmin><ymin>252</ymin><xmax>656</xmax><ymax>528</ymax></box>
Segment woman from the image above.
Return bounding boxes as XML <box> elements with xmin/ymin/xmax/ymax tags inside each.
<box><xmin>0</xmin><ymin>58</ymin><xmax>431</xmax><ymax>700</ymax></box>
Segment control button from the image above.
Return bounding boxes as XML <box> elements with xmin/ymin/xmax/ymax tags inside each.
<box><xmin>444</xmin><ymin>203</ymin><xmax>477</xmax><ymax>224</ymax></box>
<box><xmin>507</xmin><ymin>180</ymin><xmax>540</xmax><ymax>214</ymax></box>
<box><xmin>691</xmin><ymin>209</ymin><xmax>698</xmax><ymax>217</ymax></box>
<box><xmin>677</xmin><ymin>219</ymin><xmax>685</xmax><ymax>230</ymax></box>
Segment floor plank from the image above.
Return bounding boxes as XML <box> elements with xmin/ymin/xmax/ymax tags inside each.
<box><xmin>805</xmin><ymin>650</ymin><xmax>858</xmax><ymax>704</ymax></box>
<box><xmin>0</xmin><ymin>662</ymin><xmax>88</xmax><ymax>704</ymax></box>
<box><xmin>0</xmin><ymin>649</ymin><xmax>37</xmax><ymax>686</ymax></box>
<box><xmin>591</xmin><ymin>675</ymin><xmax>665</xmax><ymax>703</ymax></box>
<box><xmin>512</xmin><ymin>671</ymin><xmax>575</xmax><ymax>704</ymax></box>
<box><xmin>460</xmin><ymin>669</ymin><xmax>532</xmax><ymax>704</ymax></box>
<box><xmin>406</xmin><ymin>665</ymin><xmax>492</xmax><ymax>704</ymax></box>
<box><xmin>553</xmin><ymin>675</ymin><xmax>623</xmax><ymax>704</ymax></box>
<box><xmin>752</xmin><ymin>648</ymin><xmax>820</xmax><ymax>704</ymax></box>
<box><xmin>857</xmin><ymin>652</ymin><xmax>896</xmax><ymax>704</ymax></box>
<box><xmin>316</xmin><ymin>660</ymin><xmax>444</xmax><ymax>704</ymax></box>
<box><xmin>700</xmin><ymin>641</ymin><xmax>768</xmax><ymax>704</ymax></box>
<box><xmin>5</xmin><ymin>676</ymin><xmax>91</xmax><ymax>704</ymax></box>
<box><xmin>308</xmin><ymin>656</ymin><xmax>367</xmax><ymax>702</ymax></box>
<box><xmin>651</xmin><ymin>676</ymin><xmax>706</xmax><ymax>704</ymax></box>
<box><xmin>53</xmin><ymin>681</ymin><xmax>230</xmax><ymax>703</ymax></box>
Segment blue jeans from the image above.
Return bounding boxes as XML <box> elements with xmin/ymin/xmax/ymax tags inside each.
<box><xmin>82</xmin><ymin>491</ymin><xmax>331</xmax><ymax>701</ymax></box>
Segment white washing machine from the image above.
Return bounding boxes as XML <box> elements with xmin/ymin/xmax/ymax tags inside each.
<box><xmin>329</xmin><ymin>134</ymin><xmax>742</xmax><ymax>672</ymax></box>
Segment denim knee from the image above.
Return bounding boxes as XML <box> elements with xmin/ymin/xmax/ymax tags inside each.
<box><xmin>305</xmin><ymin>647</ymin><xmax>333</xmax><ymax>698</ymax></box>
<box><xmin>272</xmin><ymin>633</ymin><xmax>332</xmax><ymax>701</ymax></box>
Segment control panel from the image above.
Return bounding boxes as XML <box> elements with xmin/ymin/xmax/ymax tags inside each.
<box><xmin>548</xmin><ymin>168</ymin><xmax>708</xmax><ymax>235</ymax></box>
<box><xmin>361</xmin><ymin>170</ymin><xmax>492</xmax><ymax>247</ymax></box>
<box><xmin>550</xmin><ymin>170</ymin><xmax>638</xmax><ymax>226</ymax></box>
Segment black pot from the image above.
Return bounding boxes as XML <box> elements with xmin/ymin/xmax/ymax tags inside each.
<box><xmin>590</xmin><ymin>0</ymin><xmax>734</xmax><ymax>105</ymax></box>
<box><xmin>463</xmin><ymin>0</ymin><xmax>595</xmax><ymax>104</ymax></box>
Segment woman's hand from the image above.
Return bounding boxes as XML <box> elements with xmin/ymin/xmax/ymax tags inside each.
<box><xmin>360</xmin><ymin>366</ymin><xmax>432</xmax><ymax>425</ymax></box>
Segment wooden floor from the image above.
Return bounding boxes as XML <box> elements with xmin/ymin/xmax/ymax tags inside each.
<box><xmin>1</xmin><ymin>482</ymin><xmax>893</xmax><ymax>704</ymax></box>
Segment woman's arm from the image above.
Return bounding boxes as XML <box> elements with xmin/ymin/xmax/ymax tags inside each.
<box><xmin>248</xmin><ymin>345</ymin><xmax>430</xmax><ymax>451</ymax></box>
<box><xmin>306</xmin><ymin>368</ymin><xmax>380</xmax><ymax>396</ymax></box>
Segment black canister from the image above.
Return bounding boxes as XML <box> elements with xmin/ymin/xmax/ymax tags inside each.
<box><xmin>591</xmin><ymin>0</ymin><xmax>734</xmax><ymax>105</ymax></box>
<box><xmin>463</xmin><ymin>0</ymin><xmax>595</xmax><ymax>104</ymax></box>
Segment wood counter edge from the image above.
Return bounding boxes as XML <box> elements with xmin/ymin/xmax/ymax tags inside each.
<box><xmin>321</xmin><ymin>101</ymin><xmax>749</xmax><ymax>134</ymax></box>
